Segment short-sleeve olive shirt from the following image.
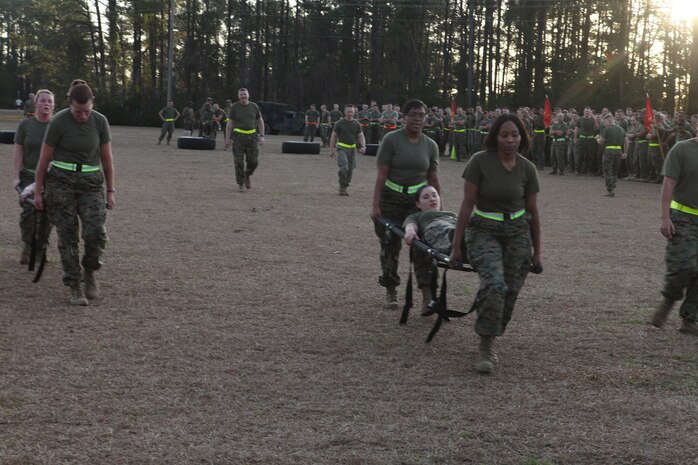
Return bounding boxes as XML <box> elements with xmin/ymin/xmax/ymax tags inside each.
<box><xmin>43</xmin><ymin>108</ymin><xmax>112</xmax><ymax>166</ymax></box>
<box><xmin>377</xmin><ymin>129</ymin><xmax>439</xmax><ymax>186</ymax></box>
<box><xmin>229</xmin><ymin>102</ymin><xmax>261</xmax><ymax>130</ymax></box>
<box><xmin>15</xmin><ymin>117</ymin><xmax>50</xmax><ymax>170</ymax></box>
<box><xmin>462</xmin><ymin>151</ymin><xmax>540</xmax><ymax>212</ymax></box>
<box><xmin>661</xmin><ymin>139</ymin><xmax>698</xmax><ymax>209</ymax></box>
<box><xmin>333</xmin><ymin>118</ymin><xmax>363</xmax><ymax>145</ymax></box>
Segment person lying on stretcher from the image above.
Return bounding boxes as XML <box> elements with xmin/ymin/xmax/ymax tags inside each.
<box><xmin>403</xmin><ymin>185</ymin><xmax>464</xmax><ymax>256</ymax></box>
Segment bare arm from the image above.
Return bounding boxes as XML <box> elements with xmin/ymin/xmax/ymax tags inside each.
<box><xmin>100</xmin><ymin>142</ymin><xmax>116</xmax><ymax>209</ymax></box>
<box><xmin>329</xmin><ymin>130</ymin><xmax>338</xmax><ymax>157</ymax></box>
<box><xmin>526</xmin><ymin>192</ymin><xmax>541</xmax><ymax>268</ymax></box>
<box><xmin>13</xmin><ymin>144</ymin><xmax>23</xmax><ymax>188</ymax></box>
<box><xmin>660</xmin><ymin>176</ymin><xmax>677</xmax><ymax>239</ymax></box>
<box><xmin>370</xmin><ymin>164</ymin><xmax>390</xmax><ymax>221</ymax></box>
<box><xmin>225</xmin><ymin>117</ymin><xmax>233</xmax><ymax>147</ymax></box>
<box><xmin>32</xmin><ymin>143</ymin><xmax>55</xmax><ymax>210</ymax></box>
<box><xmin>449</xmin><ymin>181</ymin><xmax>477</xmax><ymax>266</ymax></box>
<box><xmin>358</xmin><ymin>131</ymin><xmax>366</xmax><ymax>154</ymax></box>
<box><xmin>257</xmin><ymin>116</ymin><xmax>265</xmax><ymax>145</ymax></box>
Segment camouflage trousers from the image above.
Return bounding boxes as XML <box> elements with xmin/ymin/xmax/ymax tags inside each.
<box><xmin>303</xmin><ymin>123</ymin><xmax>317</xmax><ymax>142</ymax></box>
<box><xmin>551</xmin><ymin>142</ymin><xmax>566</xmax><ymax>172</ymax></box>
<box><xmin>158</xmin><ymin>122</ymin><xmax>175</xmax><ymax>142</ymax></box>
<box><xmin>532</xmin><ymin>133</ymin><xmax>546</xmax><ymax>169</ymax></box>
<box><xmin>45</xmin><ymin>168</ymin><xmax>107</xmax><ymax>287</ymax></box>
<box><xmin>374</xmin><ymin>187</ymin><xmax>434</xmax><ymax>289</ymax></box>
<box><xmin>466</xmin><ymin>214</ymin><xmax>532</xmax><ymax>336</ymax></box>
<box><xmin>648</xmin><ymin>145</ymin><xmax>663</xmax><ymax>178</ymax></box>
<box><xmin>453</xmin><ymin>131</ymin><xmax>467</xmax><ymax>161</ymax></box>
<box><xmin>336</xmin><ymin>147</ymin><xmax>356</xmax><ymax>187</ymax></box>
<box><xmin>663</xmin><ymin>210</ymin><xmax>698</xmax><ymax>321</ymax></box>
<box><xmin>636</xmin><ymin>142</ymin><xmax>649</xmax><ymax>178</ymax></box>
<box><xmin>232</xmin><ymin>133</ymin><xmax>259</xmax><ymax>185</ymax></box>
<box><xmin>602</xmin><ymin>150</ymin><xmax>622</xmax><ymax>191</ymax></box>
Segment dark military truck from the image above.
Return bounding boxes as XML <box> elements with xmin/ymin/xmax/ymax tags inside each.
<box><xmin>256</xmin><ymin>101</ymin><xmax>304</xmax><ymax>135</ymax></box>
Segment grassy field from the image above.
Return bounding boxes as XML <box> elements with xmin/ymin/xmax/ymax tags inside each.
<box><xmin>1</xmin><ymin>119</ymin><xmax>696</xmax><ymax>465</ymax></box>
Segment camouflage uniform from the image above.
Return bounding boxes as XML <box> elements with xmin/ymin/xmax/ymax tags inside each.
<box><xmin>375</xmin><ymin>188</ymin><xmax>435</xmax><ymax>288</ymax></box>
<box><xmin>466</xmin><ymin>214</ymin><xmax>532</xmax><ymax>336</ymax></box>
<box><xmin>46</xmin><ymin>169</ymin><xmax>107</xmax><ymax>286</ymax></box>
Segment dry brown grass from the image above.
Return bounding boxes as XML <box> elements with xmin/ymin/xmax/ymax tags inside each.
<box><xmin>1</xmin><ymin>120</ymin><xmax>696</xmax><ymax>465</ymax></box>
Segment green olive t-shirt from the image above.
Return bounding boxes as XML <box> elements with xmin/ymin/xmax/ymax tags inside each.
<box><xmin>462</xmin><ymin>151</ymin><xmax>539</xmax><ymax>213</ymax></box>
<box><xmin>43</xmin><ymin>108</ymin><xmax>111</xmax><ymax>166</ymax></box>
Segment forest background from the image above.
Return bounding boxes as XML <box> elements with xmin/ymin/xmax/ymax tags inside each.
<box><xmin>2</xmin><ymin>0</ymin><xmax>698</xmax><ymax>126</ymax></box>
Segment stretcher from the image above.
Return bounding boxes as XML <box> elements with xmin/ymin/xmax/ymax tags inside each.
<box><xmin>376</xmin><ymin>216</ymin><xmax>475</xmax><ymax>342</ymax></box>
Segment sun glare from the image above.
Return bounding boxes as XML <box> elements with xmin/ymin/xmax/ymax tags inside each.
<box><xmin>662</xmin><ymin>0</ymin><xmax>698</xmax><ymax>23</ymax></box>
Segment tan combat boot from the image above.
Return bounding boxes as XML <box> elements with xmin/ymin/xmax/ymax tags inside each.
<box><xmin>384</xmin><ymin>287</ymin><xmax>398</xmax><ymax>310</ymax></box>
<box><xmin>679</xmin><ymin>318</ymin><xmax>698</xmax><ymax>336</ymax></box>
<box><xmin>650</xmin><ymin>298</ymin><xmax>674</xmax><ymax>328</ymax></box>
<box><xmin>84</xmin><ymin>269</ymin><xmax>99</xmax><ymax>300</ymax></box>
<box><xmin>70</xmin><ymin>284</ymin><xmax>88</xmax><ymax>306</ymax></box>
<box><xmin>420</xmin><ymin>286</ymin><xmax>434</xmax><ymax>316</ymax></box>
<box><xmin>475</xmin><ymin>335</ymin><xmax>496</xmax><ymax>374</ymax></box>
<box><xmin>244</xmin><ymin>174</ymin><xmax>251</xmax><ymax>189</ymax></box>
<box><xmin>238</xmin><ymin>184</ymin><xmax>245</xmax><ymax>193</ymax></box>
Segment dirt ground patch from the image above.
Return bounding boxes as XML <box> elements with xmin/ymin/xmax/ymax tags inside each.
<box><xmin>1</xmin><ymin>122</ymin><xmax>696</xmax><ymax>465</ymax></box>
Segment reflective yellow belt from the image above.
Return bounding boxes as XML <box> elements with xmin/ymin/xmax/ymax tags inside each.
<box><xmin>51</xmin><ymin>161</ymin><xmax>100</xmax><ymax>172</ymax></box>
<box><xmin>454</xmin><ymin>129</ymin><xmax>466</xmax><ymax>133</ymax></box>
<box><xmin>579</xmin><ymin>135</ymin><xmax>595</xmax><ymax>139</ymax></box>
<box><xmin>554</xmin><ymin>138</ymin><xmax>567</xmax><ymax>142</ymax></box>
<box><xmin>637</xmin><ymin>140</ymin><xmax>648</xmax><ymax>143</ymax></box>
<box><xmin>474</xmin><ymin>207</ymin><xmax>526</xmax><ymax>222</ymax></box>
<box><xmin>480</xmin><ymin>131</ymin><xmax>488</xmax><ymax>135</ymax></box>
<box><xmin>649</xmin><ymin>143</ymin><xmax>660</xmax><ymax>147</ymax></box>
<box><xmin>234</xmin><ymin>128</ymin><xmax>256</xmax><ymax>134</ymax></box>
<box><xmin>606</xmin><ymin>145</ymin><xmax>621</xmax><ymax>149</ymax></box>
<box><xmin>164</xmin><ymin>118</ymin><xmax>174</xmax><ymax>122</ymax></box>
<box><xmin>385</xmin><ymin>179</ymin><xmax>427</xmax><ymax>195</ymax></box>
<box><xmin>671</xmin><ymin>200</ymin><xmax>698</xmax><ymax>216</ymax></box>
<box><xmin>534</xmin><ymin>129</ymin><xmax>545</xmax><ymax>133</ymax></box>
<box><xmin>337</xmin><ymin>141</ymin><xmax>356</xmax><ymax>149</ymax></box>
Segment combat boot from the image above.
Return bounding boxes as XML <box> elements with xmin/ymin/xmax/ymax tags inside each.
<box><xmin>70</xmin><ymin>284</ymin><xmax>88</xmax><ymax>306</ymax></box>
<box><xmin>604</xmin><ymin>189</ymin><xmax>615</xmax><ymax>197</ymax></box>
<box><xmin>84</xmin><ymin>269</ymin><xmax>99</xmax><ymax>300</ymax></box>
<box><xmin>650</xmin><ymin>298</ymin><xmax>674</xmax><ymax>328</ymax></box>
<box><xmin>679</xmin><ymin>318</ymin><xmax>698</xmax><ymax>336</ymax></box>
<box><xmin>419</xmin><ymin>285</ymin><xmax>434</xmax><ymax>316</ymax></box>
<box><xmin>238</xmin><ymin>184</ymin><xmax>245</xmax><ymax>193</ymax></box>
<box><xmin>244</xmin><ymin>174</ymin><xmax>251</xmax><ymax>189</ymax></box>
<box><xmin>475</xmin><ymin>335</ymin><xmax>496</xmax><ymax>374</ymax></box>
<box><xmin>20</xmin><ymin>243</ymin><xmax>31</xmax><ymax>265</ymax></box>
<box><xmin>384</xmin><ymin>287</ymin><xmax>398</xmax><ymax>310</ymax></box>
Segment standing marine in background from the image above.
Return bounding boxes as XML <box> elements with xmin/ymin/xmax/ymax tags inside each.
<box><xmin>157</xmin><ymin>100</ymin><xmax>180</xmax><ymax>145</ymax></box>
<box><xmin>225</xmin><ymin>88</ymin><xmax>265</xmax><ymax>193</ymax></box>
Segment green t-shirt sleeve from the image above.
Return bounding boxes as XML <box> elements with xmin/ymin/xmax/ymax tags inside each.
<box><xmin>403</xmin><ymin>212</ymin><xmax>420</xmax><ymax>228</ymax></box>
<box><xmin>14</xmin><ymin>119</ymin><xmax>26</xmax><ymax>145</ymax></box>
<box><xmin>662</xmin><ymin>143</ymin><xmax>683</xmax><ymax>179</ymax></box>
<box><xmin>376</xmin><ymin>132</ymin><xmax>395</xmax><ymax>166</ymax></box>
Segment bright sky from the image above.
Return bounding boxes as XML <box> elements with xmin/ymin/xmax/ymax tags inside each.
<box><xmin>661</xmin><ymin>0</ymin><xmax>698</xmax><ymax>23</ymax></box>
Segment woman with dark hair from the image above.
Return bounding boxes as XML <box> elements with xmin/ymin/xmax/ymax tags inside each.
<box><xmin>370</xmin><ymin>99</ymin><xmax>442</xmax><ymax>312</ymax></box>
<box><xmin>34</xmin><ymin>81</ymin><xmax>115</xmax><ymax>306</ymax></box>
<box><xmin>450</xmin><ymin>113</ymin><xmax>541</xmax><ymax>374</ymax></box>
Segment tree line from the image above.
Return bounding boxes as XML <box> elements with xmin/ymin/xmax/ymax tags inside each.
<box><xmin>2</xmin><ymin>0</ymin><xmax>697</xmax><ymax>125</ymax></box>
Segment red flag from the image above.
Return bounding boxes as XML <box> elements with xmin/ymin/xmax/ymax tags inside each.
<box><xmin>450</xmin><ymin>96</ymin><xmax>457</xmax><ymax>116</ymax></box>
<box><xmin>543</xmin><ymin>96</ymin><xmax>552</xmax><ymax>128</ymax></box>
<box><xmin>644</xmin><ymin>93</ymin><xmax>653</xmax><ymax>130</ymax></box>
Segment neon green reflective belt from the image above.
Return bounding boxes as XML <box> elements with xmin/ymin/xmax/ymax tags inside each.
<box><xmin>480</xmin><ymin>131</ymin><xmax>488</xmax><ymax>134</ymax></box>
<box><xmin>164</xmin><ymin>118</ymin><xmax>174</xmax><ymax>122</ymax></box>
<box><xmin>234</xmin><ymin>128</ymin><xmax>256</xmax><ymax>134</ymax></box>
<box><xmin>454</xmin><ymin>129</ymin><xmax>466</xmax><ymax>133</ymax></box>
<box><xmin>579</xmin><ymin>135</ymin><xmax>595</xmax><ymax>139</ymax></box>
<box><xmin>51</xmin><ymin>161</ymin><xmax>100</xmax><ymax>172</ymax></box>
<box><xmin>637</xmin><ymin>140</ymin><xmax>647</xmax><ymax>143</ymax></box>
<box><xmin>474</xmin><ymin>207</ymin><xmax>526</xmax><ymax>222</ymax></box>
<box><xmin>385</xmin><ymin>179</ymin><xmax>427</xmax><ymax>195</ymax></box>
<box><xmin>534</xmin><ymin>129</ymin><xmax>545</xmax><ymax>133</ymax></box>
<box><xmin>649</xmin><ymin>143</ymin><xmax>660</xmax><ymax>147</ymax></box>
<box><xmin>554</xmin><ymin>138</ymin><xmax>566</xmax><ymax>142</ymax></box>
<box><xmin>337</xmin><ymin>141</ymin><xmax>356</xmax><ymax>149</ymax></box>
<box><xmin>606</xmin><ymin>145</ymin><xmax>621</xmax><ymax>149</ymax></box>
<box><xmin>671</xmin><ymin>200</ymin><xmax>698</xmax><ymax>216</ymax></box>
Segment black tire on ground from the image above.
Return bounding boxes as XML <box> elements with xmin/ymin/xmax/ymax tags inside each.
<box><xmin>281</xmin><ymin>141</ymin><xmax>321</xmax><ymax>154</ymax></box>
<box><xmin>364</xmin><ymin>143</ymin><xmax>379</xmax><ymax>156</ymax></box>
<box><xmin>177</xmin><ymin>136</ymin><xmax>216</xmax><ymax>150</ymax></box>
<box><xmin>0</xmin><ymin>130</ymin><xmax>15</xmax><ymax>144</ymax></box>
